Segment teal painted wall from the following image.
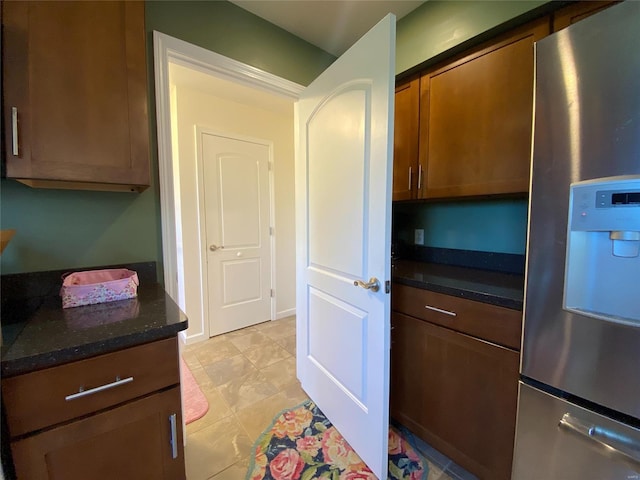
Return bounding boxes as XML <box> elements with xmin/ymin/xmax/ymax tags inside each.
<box><xmin>0</xmin><ymin>1</ymin><xmax>335</xmax><ymax>276</ymax></box>
<box><xmin>394</xmin><ymin>199</ymin><xmax>529</xmax><ymax>255</ymax></box>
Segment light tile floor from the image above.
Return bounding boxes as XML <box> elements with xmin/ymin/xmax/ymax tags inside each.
<box><xmin>182</xmin><ymin>316</ymin><xmax>308</xmax><ymax>480</ymax></box>
<box><xmin>182</xmin><ymin>316</ymin><xmax>476</xmax><ymax>480</ymax></box>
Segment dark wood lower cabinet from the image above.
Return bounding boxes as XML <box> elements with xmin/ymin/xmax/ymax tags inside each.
<box><xmin>391</xmin><ymin>312</ymin><xmax>519</xmax><ymax>480</ymax></box>
<box><xmin>10</xmin><ymin>386</ymin><xmax>184</xmax><ymax>479</ymax></box>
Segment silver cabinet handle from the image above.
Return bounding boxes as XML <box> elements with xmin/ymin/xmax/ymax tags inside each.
<box><xmin>169</xmin><ymin>413</ymin><xmax>178</xmax><ymax>459</ymax></box>
<box><xmin>65</xmin><ymin>376</ymin><xmax>134</xmax><ymax>401</ymax></box>
<box><xmin>424</xmin><ymin>305</ymin><xmax>457</xmax><ymax>317</ymax></box>
<box><xmin>209</xmin><ymin>244</ymin><xmax>224</xmax><ymax>251</ymax></box>
<box><xmin>11</xmin><ymin>107</ymin><xmax>19</xmax><ymax>156</ymax></box>
<box><xmin>559</xmin><ymin>413</ymin><xmax>640</xmax><ymax>467</ymax></box>
<box><xmin>354</xmin><ymin>277</ymin><xmax>380</xmax><ymax>292</ymax></box>
<box><xmin>418</xmin><ymin>164</ymin><xmax>423</xmax><ymax>190</ymax></box>
<box><xmin>408</xmin><ymin>166</ymin><xmax>412</xmax><ymax>190</ymax></box>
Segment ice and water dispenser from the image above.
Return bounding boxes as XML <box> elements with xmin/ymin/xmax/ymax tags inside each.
<box><xmin>564</xmin><ymin>176</ymin><xmax>640</xmax><ymax>325</ymax></box>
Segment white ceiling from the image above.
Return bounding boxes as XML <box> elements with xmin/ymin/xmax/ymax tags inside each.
<box><xmin>229</xmin><ymin>0</ymin><xmax>426</xmax><ymax>56</ymax></box>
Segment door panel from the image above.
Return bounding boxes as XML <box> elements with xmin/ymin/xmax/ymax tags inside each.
<box><xmin>219</xmin><ymin>155</ymin><xmax>261</xmax><ymax>247</ymax></box>
<box><xmin>308</xmin><ymin>288</ymin><xmax>367</xmax><ymax>402</ymax></box>
<box><xmin>308</xmin><ymin>85</ymin><xmax>367</xmax><ymax>276</ymax></box>
<box><xmin>222</xmin><ymin>259</ymin><xmax>262</xmax><ymax>305</ymax></box>
<box><xmin>201</xmin><ymin>132</ymin><xmax>272</xmax><ymax>336</ymax></box>
<box><xmin>295</xmin><ymin>14</ymin><xmax>395</xmax><ymax>479</ymax></box>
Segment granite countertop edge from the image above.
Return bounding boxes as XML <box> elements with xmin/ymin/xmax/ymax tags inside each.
<box><xmin>392</xmin><ymin>260</ymin><xmax>525</xmax><ymax>311</ymax></box>
<box><xmin>1</xmin><ymin>320</ymin><xmax>188</xmax><ymax>378</ymax></box>
<box><xmin>1</xmin><ymin>276</ymin><xmax>189</xmax><ymax>377</ymax></box>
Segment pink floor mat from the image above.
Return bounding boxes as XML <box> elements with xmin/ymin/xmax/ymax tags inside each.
<box><xmin>180</xmin><ymin>356</ymin><xmax>209</xmax><ymax>424</ymax></box>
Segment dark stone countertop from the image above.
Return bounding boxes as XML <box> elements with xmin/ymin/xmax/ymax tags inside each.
<box><xmin>392</xmin><ymin>259</ymin><xmax>524</xmax><ymax>310</ymax></box>
<box><xmin>1</xmin><ymin>283</ymin><xmax>188</xmax><ymax>377</ymax></box>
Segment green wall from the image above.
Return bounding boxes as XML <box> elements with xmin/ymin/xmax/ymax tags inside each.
<box><xmin>0</xmin><ymin>0</ymin><xmax>547</xmax><ymax>275</ymax></box>
<box><xmin>0</xmin><ymin>181</ymin><xmax>159</xmax><ymax>274</ymax></box>
<box><xmin>396</xmin><ymin>0</ymin><xmax>548</xmax><ymax>74</ymax></box>
<box><xmin>145</xmin><ymin>0</ymin><xmax>335</xmax><ymax>86</ymax></box>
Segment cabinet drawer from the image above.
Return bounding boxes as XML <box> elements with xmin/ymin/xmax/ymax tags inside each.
<box><xmin>2</xmin><ymin>337</ymin><xmax>179</xmax><ymax>438</ymax></box>
<box><xmin>392</xmin><ymin>283</ymin><xmax>521</xmax><ymax>349</ymax></box>
<box><xmin>11</xmin><ymin>386</ymin><xmax>185</xmax><ymax>480</ymax></box>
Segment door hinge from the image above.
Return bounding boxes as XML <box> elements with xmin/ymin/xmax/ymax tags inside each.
<box><xmin>270</xmin><ymin>289</ymin><xmax>275</xmax><ymax>297</ymax></box>
<box><xmin>385</xmin><ymin>280</ymin><xmax>390</xmax><ymax>294</ymax></box>
<box><xmin>269</xmin><ymin>226</ymin><xmax>274</xmax><ymax>236</ymax></box>
<box><xmin>268</xmin><ymin>162</ymin><xmax>273</xmax><ymax>171</ymax></box>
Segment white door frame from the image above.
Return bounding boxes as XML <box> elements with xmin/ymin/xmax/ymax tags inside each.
<box><xmin>153</xmin><ymin>31</ymin><xmax>304</xmax><ymax>343</ymax></box>
<box><xmin>195</xmin><ymin>127</ymin><xmax>276</xmax><ymax>335</ymax></box>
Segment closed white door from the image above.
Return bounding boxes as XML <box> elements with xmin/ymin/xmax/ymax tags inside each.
<box><xmin>201</xmin><ymin>132</ymin><xmax>272</xmax><ymax>336</ymax></box>
<box><xmin>295</xmin><ymin>15</ymin><xmax>395</xmax><ymax>479</ymax></box>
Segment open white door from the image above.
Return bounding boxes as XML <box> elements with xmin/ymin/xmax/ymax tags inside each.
<box><xmin>295</xmin><ymin>14</ymin><xmax>395</xmax><ymax>479</ymax></box>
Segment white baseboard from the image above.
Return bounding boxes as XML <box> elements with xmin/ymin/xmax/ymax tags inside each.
<box><xmin>276</xmin><ymin>308</ymin><xmax>296</xmax><ymax>320</ymax></box>
<box><xmin>181</xmin><ymin>330</ymin><xmax>208</xmax><ymax>345</ymax></box>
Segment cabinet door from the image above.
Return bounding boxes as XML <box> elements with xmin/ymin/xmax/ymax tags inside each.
<box><xmin>392</xmin><ymin>77</ymin><xmax>420</xmax><ymax>201</ymax></box>
<box><xmin>552</xmin><ymin>1</ymin><xmax>618</xmax><ymax>31</ymax></box>
<box><xmin>390</xmin><ymin>312</ymin><xmax>519</xmax><ymax>480</ymax></box>
<box><xmin>10</xmin><ymin>387</ymin><xmax>185</xmax><ymax>480</ymax></box>
<box><xmin>2</xmin><ymin>1</ymin><xmax>150</xmax><ymax>192</ymax></box>
<box><xmin>420</xmin><ymin>18</ymin><xmax>549</xmax><ymax>199</ymax></box>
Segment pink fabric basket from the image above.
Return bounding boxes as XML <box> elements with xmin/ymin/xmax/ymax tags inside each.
<box><xmin>60</xmin><ymin>269</ymin><xmax>139</xmax><ymax>309</ymax></box>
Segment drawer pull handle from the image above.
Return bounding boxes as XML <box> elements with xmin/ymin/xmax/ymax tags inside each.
<box><xmin>424</xmin><ymin>305</ymin><xmax>457</xmax><ymax>317</ymax></box>
<box><xmin>169</xmin><ymin>413</ymin><xmax>178</xmax><ymax>459</ymax></box>
<box><xmin>65</xmin><ymin>376</ymin><xmax>134</xmax><ymax>401</ymax></box>
<box><xmin>559</xmin><ymin>413</ymin><xmax>640</xmax><ymax>467</ymax></box>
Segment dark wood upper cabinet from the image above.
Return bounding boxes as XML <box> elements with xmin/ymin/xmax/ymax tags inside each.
<box><xmin>552</xmin><ymin>1</ymin><xmax>619</xmax><ymax>31</ymax></box>
<box><xmin>420</xmin><ymin>18</ymin><xmax>550</xmax><ymax>199</ymax></box>
<box><xmin>393</xmin><ymin>76</ymin><xmax>420</xmax><ymax>201</ymax></box>
<box><xmin>2</xmin><ymin>1</ymin><xmax>150</xmax><ymax>192</ymax></box>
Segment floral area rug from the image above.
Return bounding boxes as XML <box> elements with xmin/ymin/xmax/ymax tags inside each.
<box><xmin>246</xmin><ymin>400</ymin><xmax>428</xmax><ymax>480</ymax></box>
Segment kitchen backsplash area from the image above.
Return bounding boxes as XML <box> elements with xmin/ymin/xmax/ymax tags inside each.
<box><xmin>393</xmin><ymin>198</ymin><xmax>528</xmax><ymax>273</ymax></box>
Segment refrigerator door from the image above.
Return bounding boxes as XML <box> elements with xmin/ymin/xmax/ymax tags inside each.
<box><xmin>522</xmin><ymin>0</ymin><xmax>640</xmax><ymax>418</ymax></box>
<box><xmin>513</xmin><ymin>383</ymin><xmax>640</xmax><ymax>479</ymax></box>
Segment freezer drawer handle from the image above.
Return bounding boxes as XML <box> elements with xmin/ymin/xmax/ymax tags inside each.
<box><xmin>559</xmin><ymin>413</ymin><xmax>640</xmax><ymax>467</ymax></box>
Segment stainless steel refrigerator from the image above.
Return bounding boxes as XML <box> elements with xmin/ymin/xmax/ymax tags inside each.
<box><xmin>512</xmin><ymin>2</ymin><xmax>640</xmax><ymax>478</ymax></box>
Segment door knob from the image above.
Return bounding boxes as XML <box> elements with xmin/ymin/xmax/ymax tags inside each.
<box><xmin>209</xmin><ymin>245</ymin><xmax>224</xmax><ymax>252</ymax></box>
<box><xmin>353</xmin><ymin>277</ymin><xmax>380</xmax><ymax>292</ymax></box>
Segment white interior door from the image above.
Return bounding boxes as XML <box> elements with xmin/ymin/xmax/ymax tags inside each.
<box><xmin>201</xmin><ymin>131</ymin><xmax>272</xmax><ymax>336</ymax></box>
<box><xmin>295</xmin><ymin>14</ymin><xmax>395</xmax><ymax>479</ymax></box>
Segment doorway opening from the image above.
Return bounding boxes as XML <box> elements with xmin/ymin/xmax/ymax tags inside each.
<box><xmin>153</xmin><ymin>31</ymin><xmax>303</xmax><ymax>344</ymax></box>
